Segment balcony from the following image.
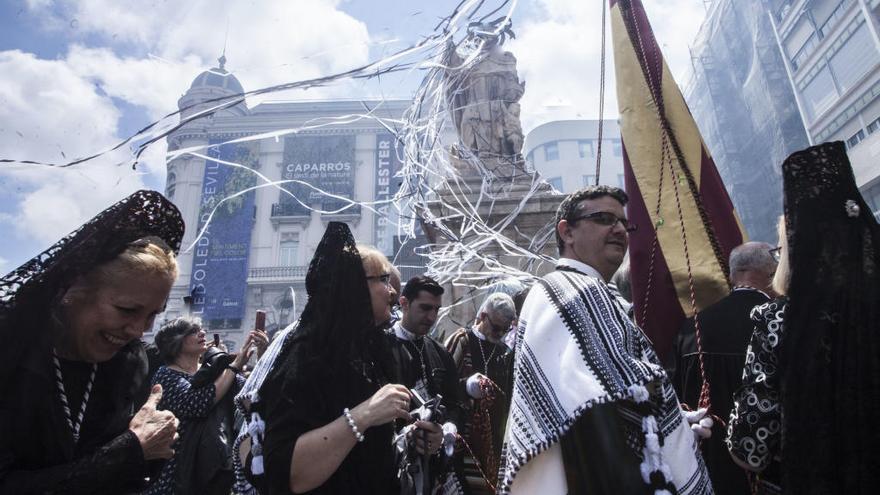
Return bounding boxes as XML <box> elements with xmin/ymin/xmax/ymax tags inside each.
<box><xmin>248</xmin><ymin>265</ymin><xmax>309</xmax><ymax>282</ymax></box>
<box><xmin>320</xmin><ymin>201</ymin><xmax>362</xmax><ymax>225</ymax></box>
<box><xmin>270</xmin><ymin>202</ymin><xmax>311</xmax><ymax>226</ymax></box>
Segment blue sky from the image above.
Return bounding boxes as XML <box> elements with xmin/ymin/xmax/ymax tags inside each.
<box><xmin>0</xmin><ymin>0</ymin><xmax>707</xmax><ymax>273</ymax></box>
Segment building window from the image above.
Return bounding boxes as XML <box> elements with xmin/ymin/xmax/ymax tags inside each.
<box><xmin>862</xmin><ymin>180</ymin><xmax>880</xmax><ymax>220</ymax></box>
<box><xmin>617</xmin><ymin>174</ymin><xmax>626</xmax><ymax>189</ymax></box>
<box><xmin>578</xmin><ymin>140</ymin><xmax>593</xmax><ymax>158</ymax></box>
<box><xmin>548</xmin><ymin>176</ymin><xmax>563</xmax><ymax>191</ymax></box>
<box><xmin>612</xmin><ymin>139</ymin><xmax>623</xmax><ymax>157</ymax></box>
<box><xmin>829</xmin><ymin>25</ymin><xmax>879</xmax><ymax>94</ymax></box>
<box><xmin>802</xmin><ymin>66</ymin><xmax>838</xmax><ymax>121</ymax></box>
<box><xmin>583</xmin><ymin>174</ymin><xmax>597</xmax><ymax>186</ymax></box>
<box><xmin>526</xmin><ymin>150</ymin><xmax>534</xmax><ymax>165</ymax></box>
<box><xmin>846</xmin><ymin>129</ymin><xmax>866</xmax><ymax>149</ymax></box>
<box><xmin>166</xmin><ymin>172</ymin><xmax>176</xmax><ymax>199</ymax></box>
<box><xmin>544</xmin><ymin>141</ymin><xmax>559</xmax><ymax>161</ymax></box>
<box><xmin>867</xmin><ymin>116</ymin><xmax>880</xmax><ymax>134</ymax></box>
<box><xmin>279</xmin><ymin>233</ymin><xmax>299</xmax><ymax>266</ymax></box>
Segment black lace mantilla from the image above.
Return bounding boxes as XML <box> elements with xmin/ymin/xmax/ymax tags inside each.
<box><xmin>778</xmin><ymin>141</ymin><xmax>880</xmax><ymax>493</ymax></box>
<box><xmin>0</xmin><ymin>190</ymin><xmax>184</xmax><ymax>310</ymax></box>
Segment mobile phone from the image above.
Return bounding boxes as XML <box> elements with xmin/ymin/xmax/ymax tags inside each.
<box><xmin>213</xmin><ymin>334</ymin><xmax>220</xmax><ymax>346</ymax></box>
<box><xmin>255</xmin><ymin>310</ymin><xmax>266</xmax><ymax>331</ymax></box>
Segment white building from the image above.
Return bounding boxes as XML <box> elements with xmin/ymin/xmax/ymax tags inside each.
<box><xmin>523</xmin><ymin>119</ymin><xmax>625</xmax><ymax>194</ymax></box>
<box><xmin>768</xmin><ymin>0</ymin><xmax>880</xmax><ymax>217</ymax></box>
<box><xmin>151</xmin><ymin>57</ymin><xmax>411</xmax><ymax>347</ymax></box>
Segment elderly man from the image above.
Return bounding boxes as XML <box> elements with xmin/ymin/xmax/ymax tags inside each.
<box><xmin>673</xmin><ymin>241</ymin><xmax>778</xmax><ymax>495</ymax></box>
<box><xmin>446</xmin><ymin>292</ymin><xmax>517</xmax><ymax>493</ymax></box>
<box><xmin>499</xmin><ymin>185</ymin><xmax>711</xmax><ymax>495</ymax></box>
<box><xmin>388</xmin><ymin>275</ymin><xmax>465</xmax><ymax>493</ymax></box>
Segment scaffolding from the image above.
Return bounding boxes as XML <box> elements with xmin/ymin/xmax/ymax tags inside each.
<box><xmin>684</xmin><ymin>0</ymin><xmax>810</xmax><ymax>242</ymax></box>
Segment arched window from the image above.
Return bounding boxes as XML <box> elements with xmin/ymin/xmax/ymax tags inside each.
<box><xmin>166</xmin><ymin>172</ymin><xmax>177</xmax><ymax>199</ymax></box>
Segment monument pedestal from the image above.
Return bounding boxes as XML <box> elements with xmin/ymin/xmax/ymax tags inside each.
<box><xmin>426</xmin><ymin>153</ymin><xmax>563</xmax><ymax>338</ymax></box>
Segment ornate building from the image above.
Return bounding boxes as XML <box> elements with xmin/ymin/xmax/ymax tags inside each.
<box><xmin>150</xmin><ymin>57</ymin><xmax>411</xmax><ymax>347</ymax></box>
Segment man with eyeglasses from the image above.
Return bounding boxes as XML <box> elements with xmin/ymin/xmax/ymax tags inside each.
<box><xmin>445</xmin><ymin>292</ymin><xmax>517</xmax><ymax>494</ymax></box>
<box><xmin>387</xmin><ymin>276</ymin><xmax>466</xmax><ymax>493</ymax></box>
<box><xmin>500</xmin><ymin>186</ymin><xmax>712</xmax><ymax>495</ymax></box>
<box><xmin>672</xmin><ymin>241</ymin><xmax>778</xmax><ymax>495</ymax></box>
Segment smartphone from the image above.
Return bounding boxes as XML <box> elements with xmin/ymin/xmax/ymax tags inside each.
<box><xmin>255</xmin><ymin>310</ymin><xmax>266</xmax><ymax>331</ymax></box>
<box><xmin>213</xmin><ymin>334</ymin><xmax>220</xmax><ymax>346</ymax></box>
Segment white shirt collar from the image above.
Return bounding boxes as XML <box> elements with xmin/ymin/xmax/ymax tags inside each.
<box><xmin>393</xmin><ymin>321</ymin><xmax>419</xmax><ymax>341</ymax></box>
<box><xmin>556</xmin><ymin>257</ymin><xmax>605</xmax><ymax>281</ymax></box>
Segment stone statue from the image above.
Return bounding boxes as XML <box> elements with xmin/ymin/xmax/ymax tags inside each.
<box><xmin>445</xmin><ymin>21</ymin><xmax>526</xmax><ymax>162</ymax></box>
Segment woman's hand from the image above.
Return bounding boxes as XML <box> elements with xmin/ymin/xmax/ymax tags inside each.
<box><xmin>231</xmin><ymin>335</ymin><xmax>255</xmax><ymax>370</ymax></box>
<box><xmin>250</xmin><ymin>329</ymin><xmax>270</xmax><ymax>358</ymax></box>
<box><xmin>349</xmin><ymin>384</ymin><xmax>411</xmax><ymax>429</ymax></box>
<box><xmin>129</xmin><ymin>384</ymin><xmax>179</xmax><ymax>460</ymax></box>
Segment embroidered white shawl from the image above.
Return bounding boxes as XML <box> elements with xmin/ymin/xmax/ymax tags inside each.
<box><xmin>499</xmin><ymin>259</ymin><xmax>712</xmax><ymax>494</ymax></box>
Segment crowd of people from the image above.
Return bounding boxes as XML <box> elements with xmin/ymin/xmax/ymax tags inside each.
<box><xmin>0</xmin><ymin>140</ymin><xmax>877</xmax><ymax>494</ymax></box>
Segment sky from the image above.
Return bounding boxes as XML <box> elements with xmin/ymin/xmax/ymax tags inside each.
<box><xmin>0</xmin><ymin>0</ymin><xmax>709</xmax><ymax>274</ymax></box>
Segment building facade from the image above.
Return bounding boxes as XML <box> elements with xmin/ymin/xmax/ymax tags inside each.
<box><xmin>768</xmin><ymin>0</ymin><xmax>880</xmax><ymax>218</ymax></box>
<box><xmin>523</xmin><ymin>119</ymin><xmax>626</xmax><ymax>194</ymax></box>
<box><xmin>683</xmin><ymin>0</ymin><xmax>812</xmax><ymax>243</ymax></box>
<box><xmin>151</xmin><ymin>59</ymin><xmax>411</xmax><ymax>347</ymax></box>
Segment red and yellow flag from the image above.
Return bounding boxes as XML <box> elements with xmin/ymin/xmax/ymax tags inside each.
<box><xmin>610</xmin><ymin>0</ymin><xmax>747</xmax><ymax>362</ymax></box>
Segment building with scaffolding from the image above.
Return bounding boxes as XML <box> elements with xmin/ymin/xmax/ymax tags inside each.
<box><xmin>684</xmin><ymin>0</ymin><xmax>811</xmax><ymax>243</ymax></box>
<box><xmin>766</xmin><ymin>0</ymin><xmax>880</xmax><ymax>218</ymax></box>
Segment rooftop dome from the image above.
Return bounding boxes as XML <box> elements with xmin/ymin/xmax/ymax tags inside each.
<box><xmin>189</xmin><ymin>54</ymin><xmax>244</xmax><ymax>94</ymax></box>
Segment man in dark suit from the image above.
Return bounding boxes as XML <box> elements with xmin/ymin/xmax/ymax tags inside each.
<box><xmin>673</xmin><ymin>241</ymin><xmax>778</xmax><ymax>495</ymax></box>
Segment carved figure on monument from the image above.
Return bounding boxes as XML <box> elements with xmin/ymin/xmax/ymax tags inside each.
<box><xmin>445</xmin><ymin>20</ymin><xmax>526</xmax><ymax>165</ymax></box>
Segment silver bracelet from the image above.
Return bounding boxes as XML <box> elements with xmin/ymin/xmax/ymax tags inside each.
<box><xmin>342</xmin><ymin>407</ymin><xmax>365</xmax><ymax>442</ymax></box>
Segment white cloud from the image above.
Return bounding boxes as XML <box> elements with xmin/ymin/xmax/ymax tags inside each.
<box><xmin>29</xmin><ymin>0</ymin><xmax>372</xmax><ymax>100</ymax></box>
<box><xmin>510</xmin><ymin>0</ymin><xmax>707</xmax><ymax>131</ymax></box>
<box><xmin>4</xmin><ymin>0</ymin><xmax>375</xmax><ymax>251</ymax></box>
<box><xmin>0</xmin><ymin>49</ymin><xmax>149</xmax><ymax>244</ymax></box>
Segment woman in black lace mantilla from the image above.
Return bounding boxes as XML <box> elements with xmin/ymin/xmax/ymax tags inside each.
<box><xmin>0</xmin><ymin>190</ymin><xmax>185</xmax><ymax>494</ymax></box>
<box><xmin>727</xmin><ymin>142</ymin><xmax>880</xmax><ymax>494</ymax></box>
<box><xmin>258</xmin><ymin>222</ymin><xmax>417</xmax><ymax>494</ymax></box>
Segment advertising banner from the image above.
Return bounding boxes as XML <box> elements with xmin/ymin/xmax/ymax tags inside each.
<box><xmin>281</xmin><ymin>135</ymin><xmax>355</xmax><ymax>212</ymax></box>
<box><xmin>189</xmin><ymin>140</ymin><xmax>259</xmax><ymax>329</ymax></box>
<box><xmin>374</xmin><ymin>133</ymin><xmax>402</xmax><ymax>254</ymax></box>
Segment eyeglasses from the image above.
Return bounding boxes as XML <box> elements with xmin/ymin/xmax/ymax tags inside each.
<box><xmin>569</xmin><ymin>211</ymin><xmax>637</xmax><ymax>233</ymax></box>
<box><xmin>366</xmin><ymin>273</ymin><xmax>392</xmax><ymax>286</ymax></box>
<box><xmin>768</xmin><ymin>246</ymin><xmax>782</xmax><ymax>262</ymax></box>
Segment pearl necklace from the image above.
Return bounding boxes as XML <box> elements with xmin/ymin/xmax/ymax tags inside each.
<box><xmin>52</xmin><ymin>349</ymin><xmax>97</xmax><ymax>444</ymax></box>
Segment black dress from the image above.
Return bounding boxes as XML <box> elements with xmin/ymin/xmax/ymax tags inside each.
<box><xmin>0</xmin><ymin>329</ymin><xmax>154</xmax><ymax>494</ymax></box>
<box><xmin>261</xmin><ymin>333</ymin><xmax>398</xmax><ymax>495</ymax></box>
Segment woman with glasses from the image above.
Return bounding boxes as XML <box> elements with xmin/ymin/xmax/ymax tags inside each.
<box><xmin>0</xmin><ymin>191</ymin><xmax>184</xmax><ymax>494</ymax></box>
<box><xmin>144</xmin><ymin>317</ymin><xmax>253</xmax><ymax>494</ymax></box>
<box><xmin>258</xmin><ymin>222</ymin><xmax>413</xmax><ymax>494</ymax></box>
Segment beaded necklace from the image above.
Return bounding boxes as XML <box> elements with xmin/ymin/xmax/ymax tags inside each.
<box><xmin>52</xmin><ymin>349</ymin><xmax>97</xmax><ymax>443</ymax></box>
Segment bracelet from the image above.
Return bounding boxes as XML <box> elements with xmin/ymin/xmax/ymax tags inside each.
<box><xmin>227</xmin><ymin>364</ymin><xmax>242</xmax><ymax>374</ymax></box>
<box><xmin>342</xmin><ymin>408</ymin><xmax>365</xmax><ymax>442</ymax></box>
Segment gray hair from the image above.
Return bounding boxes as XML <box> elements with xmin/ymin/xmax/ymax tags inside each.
<box><xmin>611</xmin><ymin>255</ymin><xmax>632</xmax><ymax>303</ymax></box>
<box><xmin>729</xmin><ymin>241</ymin><xmax>777</xmax><ymax>281</ymax></box>
<box><xmin>478</xmin><ymin>292</ymin><xmax>516</xmax><ymax>324</ymax></box>
<box><xmin>154</xmin><ymin>316</ymin><xmax>202</xmax><ymax>363</ymax></box>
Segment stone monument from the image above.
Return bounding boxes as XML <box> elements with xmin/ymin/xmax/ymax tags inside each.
<box><xmin>428</xmin><ymin>21</ymin><xmax>563</xmax><ymax>337</ymax></box>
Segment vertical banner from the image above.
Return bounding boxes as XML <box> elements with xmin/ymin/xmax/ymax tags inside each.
<box><xmin>610</xmin><ymin>0</ymin><xmax>746</xmax><ymax>361</ymax></box>
<box><xmin>374</xmin><ymin>133</ymin><xmax>402</xmax><ymax>255</ymax></box>
<box><xmin>189</xmin><ymin>140</ymin><xmax>259</xmax><ymax>329</ymax></box>
<box><xmin>281</xmin><ymin>135</ymin><xmax>355</xmax><ymax>212</ymax></box>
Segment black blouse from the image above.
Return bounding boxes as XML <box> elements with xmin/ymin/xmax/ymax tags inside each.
<box><xmin>261</xmin><ymin>337</ymin><xmax>398</xmax><ymax>495</ymax></box>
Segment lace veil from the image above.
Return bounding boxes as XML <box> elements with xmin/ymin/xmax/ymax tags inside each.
<box><xmin>779</xmin><ymin>141</ymin><xmax>880</xmax><ymax>493</ymax></box>
<box><xmin>0</xmin><ymin>190</ymin><xmax>184</xmax><ymax>393</ymax></box>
